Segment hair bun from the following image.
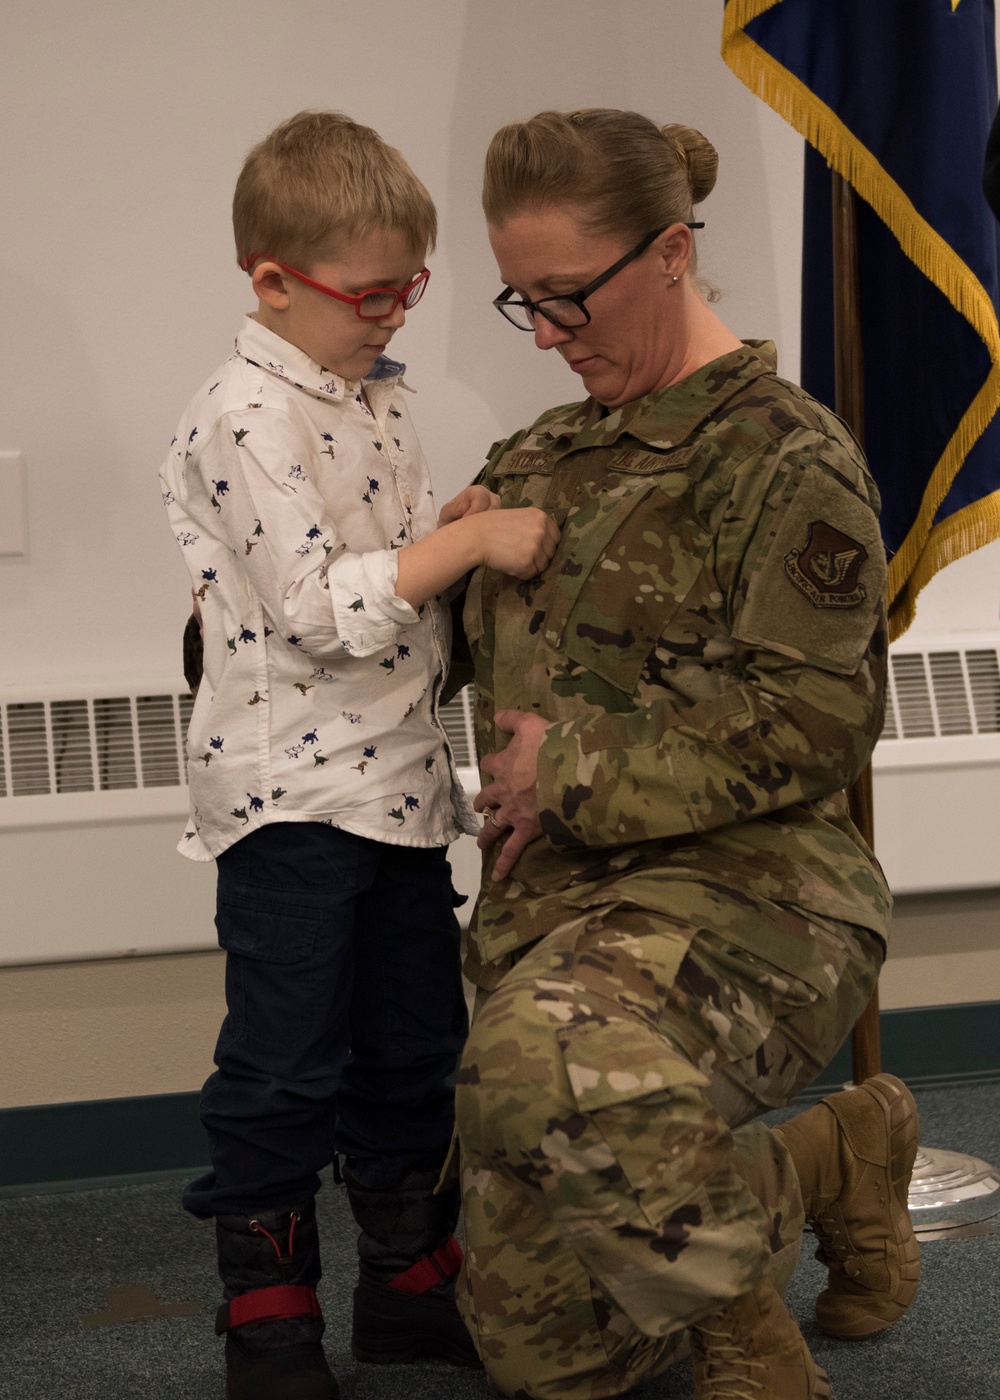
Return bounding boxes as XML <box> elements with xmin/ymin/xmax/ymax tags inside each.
<box><xmin>661</xmin><ymin>123</ymin><xmax>718</xmax><ymax>205</ymax></box>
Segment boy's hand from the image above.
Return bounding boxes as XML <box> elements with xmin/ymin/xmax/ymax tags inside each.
<box><xmin>394</xmin><ymin>504</ymin><xmax>558</xmax><ymax>608</ymax></box>
<box><xmin>438</xmin><ymin>485</ymin><xmax>501</xmax><ymax>525</ymax></box>
<box><xmin>478</xmin><ymin>507</ymin><xmax>559</xmax><ymax>580</ymax></box>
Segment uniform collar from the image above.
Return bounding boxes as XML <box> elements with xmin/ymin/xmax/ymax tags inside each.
<box><xmin>534</xmin><ymin>340</ymin><xmax>777</xmax><ymax>453</ymax></box>
<box><xmin>235</xmin><ymin>315</ymin><xmax>406</xmax><ymax>402</ymax></box>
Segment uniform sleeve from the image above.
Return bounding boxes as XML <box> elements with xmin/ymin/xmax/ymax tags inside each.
<box><xmin>535</xmin><ymin>431</ymin><xmax>888</xmax><ymax>850</ymax></box>
<box><xmin>187</xmin><ymin>405</ymin><xmax>417</xmax><ymax>661</ymax></box>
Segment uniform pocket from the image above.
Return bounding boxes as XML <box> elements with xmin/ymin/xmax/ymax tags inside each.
<box><xmin>550</xmin><ymin>485</ymin><xmax>712</xmax><ymax>699</ymax></box>
<box><xmin>553</xmin><ymin>1017</ymin><xmax>734</xmax><ymax>1331</ymax></box>
<box><xmin>559</xmin><ymin>1017</ymin><xmax>709</xmax><ymax>1119</ymax></box>
<box><xmin>554</xmin><ymin>1016</ymin><xmax>717</xmax><ymax>1226</ymax></box>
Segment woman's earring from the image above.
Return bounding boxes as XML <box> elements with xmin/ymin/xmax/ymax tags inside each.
<box><xmin>671</xmin><ymin>274</ymin><xmax>680</xmax><ymax>284</ymax></box>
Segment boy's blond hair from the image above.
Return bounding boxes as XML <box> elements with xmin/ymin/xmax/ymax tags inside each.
<box><xmin>233</xmin><ymin>110</ymin><xmax>437</xmax><ymax>270</ymax></box>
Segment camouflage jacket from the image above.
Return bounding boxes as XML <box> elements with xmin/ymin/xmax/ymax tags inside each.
<box><xmin>464</xmin><ymin>342</ymin><xmax>891</xmax><ymax>989</ymax></box>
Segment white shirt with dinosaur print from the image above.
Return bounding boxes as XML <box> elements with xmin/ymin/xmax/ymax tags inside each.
<box><xmin>160</xmin><ymin>315</ymin><xmax>477</xmax><ymax>860</ymax></box>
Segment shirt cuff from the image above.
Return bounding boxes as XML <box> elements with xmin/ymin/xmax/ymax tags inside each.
<box><xmin>328</xmin><ymin>550</ymin><xmax>419</xmax><ymax>657</ymax></box>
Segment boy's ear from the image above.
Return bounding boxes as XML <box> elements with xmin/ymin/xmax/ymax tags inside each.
<box><xmin>252</xmin><ymin>261</ymin><xmax>292</xmax><ymax>310</ymax></box>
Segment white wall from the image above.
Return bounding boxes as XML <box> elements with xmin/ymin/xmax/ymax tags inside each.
<box><xmin>0</xmin><ymin>0</ymin><xmax>806</xmax><ymax>691</ymax></box>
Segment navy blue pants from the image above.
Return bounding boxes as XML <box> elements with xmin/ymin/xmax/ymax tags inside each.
<box><xmin>183</xmin><ymin>822</ymin><xmax>468</xmax><ymax>1219</ymax></box>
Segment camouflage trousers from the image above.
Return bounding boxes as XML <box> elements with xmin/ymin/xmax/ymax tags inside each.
<box><xmin>454</xmin><ymin>895</ymin><xmax>884</xmax><ymax>1399</ymax></box>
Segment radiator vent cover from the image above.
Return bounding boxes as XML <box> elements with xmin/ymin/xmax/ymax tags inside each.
<box><xmin>882</xmin><ymin>646</ymin><xmax>1000</xmax><ymax>741</ymax></box>
<box><xmin>0</xmin><ymin>682</ymin><xmax>476</xmax><ymax>827</ymax></box>
<box><xmin>4</xmin><ymin>638</ymin><xmax>1000</xmax><ymax>895</ymax></box>
<box><xmin>438</xmin><ymin>686</ymin><xmax>475</xmax><ymax>767</ymax></box>
<box><xmin>0</xmin><ymin>691</ymin><xmax>195</xmax><ymax>801</ymax></box>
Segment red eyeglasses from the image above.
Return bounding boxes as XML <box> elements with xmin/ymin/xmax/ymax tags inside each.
<box><xmin>240</xmin><ymin>254</ymin><xmax>430</xmax><ymax>321</ymax></box>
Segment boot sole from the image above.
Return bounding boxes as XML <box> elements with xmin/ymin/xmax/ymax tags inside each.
<box><xmin>817</xmin><ymin>1072</ymin><xmax>921</xmax><ymax>1341</ymax></box>
<box><xmin>227</xmin><ymin>1379</ymin><xmax>338</xmax><ymax>1400</ymax></box>
<box><xmin>351</xmin><ymin>1333</ymin><xmax>482</xmax><ymax>1368</ymax></box>
<box><xmin>350</xmin><ymin>1279</ymin><xmax>482</xmax><ymax>1369</ymax></box>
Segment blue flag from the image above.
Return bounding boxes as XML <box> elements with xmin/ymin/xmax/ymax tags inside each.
<box><xmin>722</xmin><ymin>0</ymin><xmax>1000</xmax><ymax>636</ymax></box>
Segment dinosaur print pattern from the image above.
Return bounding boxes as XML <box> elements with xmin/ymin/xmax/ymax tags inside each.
<box><xmin>160</xmin><ymin>314</ymin><xmax>476</xmax><ymax>861</ymax></box>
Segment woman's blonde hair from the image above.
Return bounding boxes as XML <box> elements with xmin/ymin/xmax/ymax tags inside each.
<box><xmin>482</xmin><ymin>108</ymin><xmax>717</xmax><ymax>245</ymax></box>
<box><xmin>233</xmin><ymin>110</ymin><xmax>437</xmax><ymax>270</ymax></box>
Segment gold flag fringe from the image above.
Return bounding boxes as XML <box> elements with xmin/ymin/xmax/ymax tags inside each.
<box><xmin>722</xmin><ymin>1</ymin><xmax>1000</xmax><ymax>639</ymax></box>
<box><xmin>889</xmin><ymin>483</ymin><xmax>1000</xmax><ymax>637</ymax></box>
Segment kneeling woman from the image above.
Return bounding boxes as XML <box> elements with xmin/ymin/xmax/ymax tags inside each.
<box><xmin>455</xmin><ymin>109</ymin><xmax>918</xmax><ymax>1400</ymax></box>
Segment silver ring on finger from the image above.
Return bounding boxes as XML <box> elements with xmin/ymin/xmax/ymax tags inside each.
<box><xmin>484</xmin><ymin>806</ymin><xmax>504</xmax><ymax>830</ymax></box>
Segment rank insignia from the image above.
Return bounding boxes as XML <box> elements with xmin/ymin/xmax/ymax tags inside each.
<box><xmin>784</xmin><ymin>520</ymin><xmax>868</xmax><ymax>607</ymax></box>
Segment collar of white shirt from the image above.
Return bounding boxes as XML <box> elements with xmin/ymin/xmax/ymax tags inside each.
<box><xmin>234</xmin><ymin>315</ymin><xmax>407</xmax><ymax>404</ymax></box>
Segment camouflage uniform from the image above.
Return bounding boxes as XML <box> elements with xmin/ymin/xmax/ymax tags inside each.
<box><xmin>455</xmin><ymin>343</ymin><xmax>891</xmax><ymax>1398</ymax></box>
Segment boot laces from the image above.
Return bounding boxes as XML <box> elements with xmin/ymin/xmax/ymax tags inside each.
<box><xmin>249</xmin><ymin>1211</ymin><xmax>299</xmax><ymax>1261</ymax></box>
<box><xmin>813</xmin><ymin>1213</ymin><xmax>848</xmax><ymax>1257</ymax></box>
<box><xmin>813</xmin><ymin>1211</ymin><xmax>863</xmax><ymax>1278</ymax></box>
<box><xmin>692</xmin><ymin>1323</ymin><xmax>766</xmax><ymax>1397</ymax></box>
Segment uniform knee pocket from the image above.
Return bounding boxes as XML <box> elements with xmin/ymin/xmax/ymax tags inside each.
<box><xmin>461</xmin><ymin>998</ymin><xmax>730</xmax><ymax>1217</ymax></box>
<box><xmin>555</xmin><ymin>1019</ymin><xmax>732</xmax><ymax>1211</ymax></box>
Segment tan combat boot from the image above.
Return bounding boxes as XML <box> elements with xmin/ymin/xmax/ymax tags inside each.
<box><xmin>690</xmin><ymin>1276</ymin><xmax>832</xmax><ymax>1398</ymax></box>
<box><xmin>774</xmin><ymin>1073</ymin><xmax>920</xmax><ymax>1340</ymax></box>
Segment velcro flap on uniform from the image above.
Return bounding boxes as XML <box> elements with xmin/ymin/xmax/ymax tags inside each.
<box><xmin>733</xmin><ymin>464</ymin><xmax>884</xmax><ymax>675</ymax></box>
<box><xmin>558</xmin><ymin>1018</ymin><xmax>708</xmax><ymax>1115</ymax></box>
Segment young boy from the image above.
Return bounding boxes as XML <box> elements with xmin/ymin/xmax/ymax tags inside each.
<box><xmin>160</xmin><ymin>111</ymin><xmax>557</xmax><ymax>1400</ymax></box>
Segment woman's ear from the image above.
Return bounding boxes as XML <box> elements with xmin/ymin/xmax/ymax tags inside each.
<box><xmin>657</xmin><ymin>224</ymin><xmax>693</xmax><ymax>282</ymax></box>
<box><xmin>252</xmin><ymin>261</ymin><xmax>292</xmax><ymax>310</ymax></box>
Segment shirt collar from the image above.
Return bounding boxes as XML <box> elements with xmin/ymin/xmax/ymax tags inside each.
<box><xmin>533</xmin><ymin>341</ymin><xmax>777</xmax><ymax>453</ymax></box>
<box><xmin>234</xmin><ymin>315</ymin><xmax>406</xmax><ymax>402</ymax></box>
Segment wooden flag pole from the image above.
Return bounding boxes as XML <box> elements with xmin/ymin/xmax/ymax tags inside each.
<box><xmin>829</xmin><ymin>175</ymin><xmax>1000</xmax><ymax>1221</ymax></box>
<box><xmin>830</xmin><ymin>170</ymin><xmax>883</xmax><ymax>1084</ymax></box>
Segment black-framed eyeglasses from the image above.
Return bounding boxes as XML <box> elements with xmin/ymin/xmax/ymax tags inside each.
<box><xmin>493</xmin><ymin>222</ymin><xmax>705</xmax><ymax>331</ymax></box>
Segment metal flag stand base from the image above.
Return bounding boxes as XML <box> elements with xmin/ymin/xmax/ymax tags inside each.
<box><xmin>907</xmin><ymin>1144</ymin><xmax>1000</xmax><ymax>1239</ymax></box>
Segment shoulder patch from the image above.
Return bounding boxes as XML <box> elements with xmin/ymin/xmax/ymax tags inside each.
<box><xmin>732</xmin><ymin>463</ymin><xmax>885</xmax><ymax>675</ymax></box>
<box><xmin>784</xmin><ymin>521</ymin><xmax>868</xmax><ymax>608</ymax></box>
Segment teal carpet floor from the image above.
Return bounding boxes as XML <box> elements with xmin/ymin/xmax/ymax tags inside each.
<box><xmin>1</xmin><ymin>1080</ymin><xmax>997</xmax><ymax>1399</ymax></box>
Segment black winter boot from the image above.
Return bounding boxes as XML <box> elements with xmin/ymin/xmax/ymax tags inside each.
<box><xmin>215</xmin><ymin>1200</ymin><xmax>339</xmax><ymax>1400</ymax></box>
<box><xmin>343</xmin><ymin>1164</ymin><xmax>481</xmax><ymax>1368</ymax></box>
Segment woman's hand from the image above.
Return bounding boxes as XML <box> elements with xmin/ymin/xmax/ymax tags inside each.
<box><xmin>438</xmin><ymin>484</ymin><xmax>501</xmax><ymax>525</ymax></box>
<box><xmin>474</xmin><ymin>709</ymin><xmax>551</xmax><ymax>880</ymax></box>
